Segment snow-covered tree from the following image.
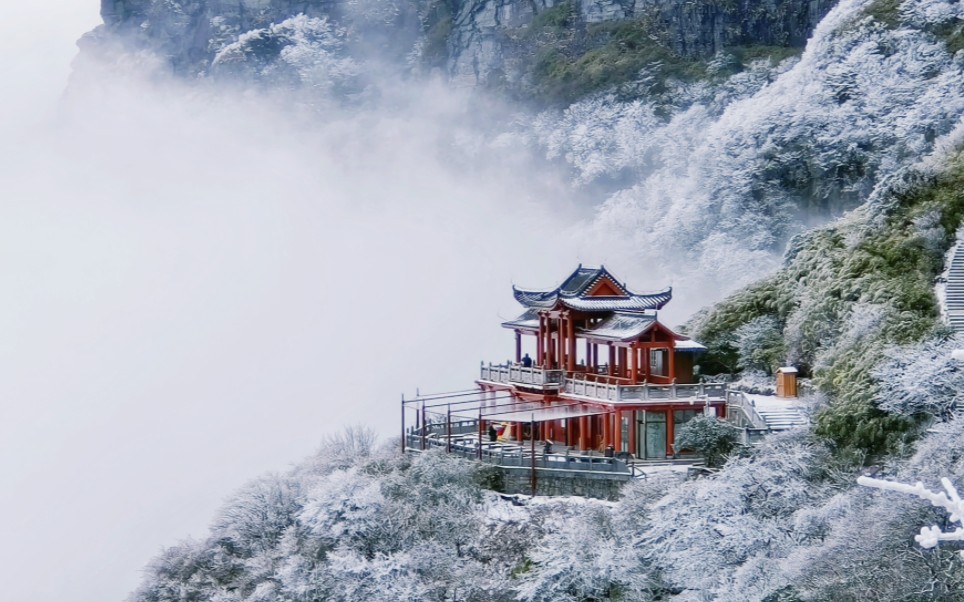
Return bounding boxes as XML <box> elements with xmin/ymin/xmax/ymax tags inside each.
<box><xmin>515</xmin><ymin>501</ymin><xmax>652</xmax><ymax>602</ymax></box>
<box><xmin>873</xmin><ymin>335</ymin><xmax>964</xmax><ymax>420</ymax></box>
<box><xmin>673</xmin><ymin>414</ymin><xmax>741</xmax><ymax>467</ymax></box>
<box><xmin>734</xmin><ymin>315</ymin><xmax>786</xmax><ymax>374</ymax></box>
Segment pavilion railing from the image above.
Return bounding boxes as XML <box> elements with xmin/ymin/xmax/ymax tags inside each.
<box><xmin>405</xmin><ymin>422</ymin><xmax>632</xmax><ymax>476</ymax></box>
<box><xmin>479</xmin><ymin>362</ymin><xmax>565</xmax><ymax>387</ymax></box>
<box><xmin>563</xmin><ymin>378</ymin><xmax>620</xmax><ymax>401</ymax></box>
<box><xmin>481</xmin><ymin>362</ymin><xmax>731</xmax><ymax>403</ymax></box>
<box><xmin>562</xmin><ymin>376</ymin><xmax>728</xmax><ymax>403</ymax></box>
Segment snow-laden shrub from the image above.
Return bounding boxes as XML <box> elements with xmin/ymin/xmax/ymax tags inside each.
<box><xmin>514</xmin><ymin>504</ymin><xmax>652</xmax><ymax>602</ymax></box>
<box><xmin>641</xmin><ymin>430</ymin><xmax>837</xmax><ymax>600</ymax></box>
<box><xmin>873</xmin><ymin>335</ymin><xmax>964</xmax><ymax>420</ymax></box>
<box><xmin>789</xmin><ymin>422</ymin><xmax>964</xmax><ymax>601</ymax></box>
<box><xmin>211</xmin><ymin>15</ymin><xmax>359</xmax><ymax>94</ymax></box>
<box><xmin>734</xmin><ymin>315</ymin><xmax>786</xmax><ymax>374</ymax></box>
<box><xmin>673</xmin><ymin>414</ymin><xmax>741</xmax><ymax>467</ymax></box>
<box><xmin>723</xmin><ymin>368</ymin><xmax>780</xmax><ymax>395</ymax></box>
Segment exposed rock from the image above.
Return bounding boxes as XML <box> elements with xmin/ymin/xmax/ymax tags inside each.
<box><xmin>94</xmin><ymin>0</ymin><xmax>837</xmax><ymax>97</ymax></box>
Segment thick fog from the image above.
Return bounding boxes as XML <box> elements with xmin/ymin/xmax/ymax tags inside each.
<box><xmin>0</xmin><ymin>4</ymin><xmax>675</xmax><ymax>601</ymax></box>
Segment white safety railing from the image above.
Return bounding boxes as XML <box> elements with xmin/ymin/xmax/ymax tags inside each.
<box><xmin>562</xmin><ymin>373</ymin><xmax>728</xmax><ymax>403</ymax></box>
<box><xmin>725</xmin><ymin>390</ymin><xmax>769</xmax><ymax>430</ymax></box>
<box><xmin>405</xmin><ymin>422</ymin><xmax>632</xmax><ymax>476</ymax></box>
<box><xmin>479</xmin><ymin>363</ymin><xmax>565</xmax><ymax>387</ymax></box>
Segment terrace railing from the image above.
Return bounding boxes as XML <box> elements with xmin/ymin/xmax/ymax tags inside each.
<box><xmin>563</xmin><ymin>378</ymin><xmax>620</xmax><ymax>401</ymax></box>
<box><xmin>479</xmin><ymin>362</ymin><xmax>565</xmax><ymax>388</ymax></box>
<box><xmin>562</xmin><ymin>374</ymin><xmax>727</xmax><ymax>403</ymax></box>
<box><xmin>481</xmin><ymin>362</ymin><xmax>729</xmax><ymax>403</ymax></box>
<box><xmin>405</xmin><ymin>421</ymin><xmax>632</xmax><ymax>476</ymax></box>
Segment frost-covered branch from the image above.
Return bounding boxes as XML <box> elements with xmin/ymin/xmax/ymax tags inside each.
<box><xmin>857</xmin><ymin>476</ymin><xmax>964</xmax><ymax>557</ymax></box>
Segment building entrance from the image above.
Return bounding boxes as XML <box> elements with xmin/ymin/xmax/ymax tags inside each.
<box><xmin>636</xmin><ymin>410</ymin><xmax>667</xmax><ymax>459</ymax></box>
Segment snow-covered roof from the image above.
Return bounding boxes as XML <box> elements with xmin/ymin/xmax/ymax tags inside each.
<box><xmin>777</xmin><ymin>366</ymin><xmax>798</xmax><ymax>374</ymax></box>
<box><xmin>674</xmin><ymin>339</ymin><xmax>707</xmax><ymax>352</ymax></box>
<box><xmin>576</xmin><ymin>312</ymin><xmax>656</xmax><ymax>341</ymax></box>
<box><xmin>512</xmin><ymin>265</ymin><xmax>672</xmax><ymax>312</ymax></box>
<box><xmin>502</xmin><ymin>308</ymin><xmax>707</xmax><ymax>349</ymax></box>
<box><xmin>501</xmin><ymin>308</ymin><xmax>540</xmax><ymax>330</ymax></box>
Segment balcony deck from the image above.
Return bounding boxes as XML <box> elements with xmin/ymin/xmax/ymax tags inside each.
<box><xmin>478</xmin><ymin>362</ymin><xmax>727</xmax><ymax>404</ymax></box>
<box><xmin>405</xmin><ymin>420</ymin><xmax>632</xmax><ymax>477</ymax></box>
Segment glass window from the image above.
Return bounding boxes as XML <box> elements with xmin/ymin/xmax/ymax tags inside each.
<box><xmin>644</xmin><ymin>410</ymin><xmax>666</xmax><ymax>423</ymax></box>
<box><xmin>674</xmin><ymin>409</ymin><xmax>701</xmax><ymax>426</ymax></box>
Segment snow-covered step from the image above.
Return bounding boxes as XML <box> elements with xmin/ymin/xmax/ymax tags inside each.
<box><xmin>755</xmin><ymin>407</ymin><xmax>808</xmax><ymax>431</ymax></box>
<box><xmin>945</xmin><ymin>240</ymin><xmax>964</xmax><ymax>333</ymax></box>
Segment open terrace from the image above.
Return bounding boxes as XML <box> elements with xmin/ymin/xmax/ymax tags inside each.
<box><xmin>401</xmin><ymin>388</ymin><xmax>704</xmax><ymax>493</ymax></box>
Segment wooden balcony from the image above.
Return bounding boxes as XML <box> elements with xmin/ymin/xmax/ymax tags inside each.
<box><xmin>479</xmin><ymin>362</ymin><xmax>728</xmax><ymax>403</ymax></box>
<box><xmin>564</xmin><ymin>376</ymin><xmax>727</xmax><ymax>403</ymax></box>
<box><xmin>479</xmin><ymin>363</ymin><xmax>566</xmax><ymax>389</ymax></box>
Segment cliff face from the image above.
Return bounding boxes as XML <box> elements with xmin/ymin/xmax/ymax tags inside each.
<box><xmin>95</xmin><ymin>0</ymin><xmax>836</xmax><ymax>96</ymax></box>
<box><xmin>448</xmin><ymin>0</ymin><xmax>834</xmax><ymax>85</ymax></box>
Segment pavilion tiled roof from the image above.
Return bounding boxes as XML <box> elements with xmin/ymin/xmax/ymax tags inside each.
<box><xmin>512</xmin><ymin>265</ymin><xmax>672</xmax><ymax>312</ymax></box>
<box><xmin>503</xmin><ymin>308</ymin><xmax>705</xmax><ymax>349</ymax></box>
<box><xmin>501</xmin><ymin>309</ymin><xmax>540</xmax><ymax>330</ymax></box>
<box><xmin>577</xmin><ymin>312</ymin><xmax>657</xmax><ymax>341</ymax></box>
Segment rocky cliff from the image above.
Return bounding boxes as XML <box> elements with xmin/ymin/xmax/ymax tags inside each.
<box><xmin>94</xmin><ymin>0</ymin><xmax>836</xmax><ymax>101</ymax></box>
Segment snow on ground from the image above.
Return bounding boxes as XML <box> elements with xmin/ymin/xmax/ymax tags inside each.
<box><xmin>746</xmin><ymin>393</ymin><xmax>808</xmax><ymax>412</ymax></box>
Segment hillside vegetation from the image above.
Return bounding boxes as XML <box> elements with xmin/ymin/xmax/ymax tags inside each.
<box><xmin>129</xmin><ymin>422</ymin><xmax>964</xmax><ymax>601</ymax></box>
<box><xmin>690</xmin><ymin>149</ymin><xmax>964</xmax><ymax>457</ymax></box>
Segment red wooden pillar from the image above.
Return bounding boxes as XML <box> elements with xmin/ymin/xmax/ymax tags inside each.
<box><xmin>537</xmin><ymin>314</ymin><xmax>544</xmax><ymax>366</ymax></box>
<box><xmin>607</xmin><ymin>344</ymin><xmax>615</xmax><ymax>376</ymax></box>
<box><xmin>558</xmin><ymin>318</ymin><xmax>565</xmax><ymax>370</ymax></box>
<box><xmin>666</xmin><ymin>409</ymin><xmax>675</xmax><ymax>457</ymax></box>
<box><xmin>628</xmin><ymin>410</ymin><xmax>637</xmax><ymax>457</ymax></box>
<box><xmin>642</xmin><ymin>344</ymin><xmax>650</xmax><ymax>381</ymax></box>
<box><xmin>585</xmin><ymin>338</ymin><xmax>592</xmax><ymax>370</ymax></box>
<box><xmin>630</xmin><ymin>344</ymin><xmax>639</xmax><ymax>385</ymax></box>
<box><xmin>668</xmin><ymin>342</ymin><xmax>676</xmax><ymax>381</ymax></box>
<box><xmin>579</xmin><ymin>416</ymin><xmax>589</xmax><ymax>451</ymax></box>
<box><xmin>559</xmin><ymin>316</ymin><xmax>567</xmax><ymax>370</ymax></box>
<box><xmin>614</xmin><ymin>410</ymin><xmax>622</xmax><ymax>451</ymax></box>
<box><xmin>603</xmin><ymin>412</ymin><xmax>612</xmax><ymax>448</ymax></box>
<box><xmin>515</xmin><ymin>331</ymin><xmax>522</xmax><ymax>363</ymax></box>
<box><xmin>567</xmin><ymin>317</ymin><xmax>576</xmax><ymax>372</ymax></box>
<box><xmin>619</xmin><ymin>347</ymin><xmax>628</xmax><ymax>378</ymax></box>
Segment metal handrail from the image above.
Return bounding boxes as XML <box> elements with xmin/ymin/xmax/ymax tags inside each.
<box><xmin>405</xmin><ymin>424</ymin><xmax>632</xmax><ymax>476</ymax></box>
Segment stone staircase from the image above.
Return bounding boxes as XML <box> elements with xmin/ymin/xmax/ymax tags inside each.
<box><xmin>947</xmin><ymin>243</ymin><xmax>964</xmax><ymax>332</ymax></box>
<box><xmin>952</xmin><ymin>402</ymin><xmax>964</xmax><ymax>422</ymax></box>
<box><xmin>755</xmin><ymin>407</ymin><xmax>808</xmax><ymax>431</ymax></box>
